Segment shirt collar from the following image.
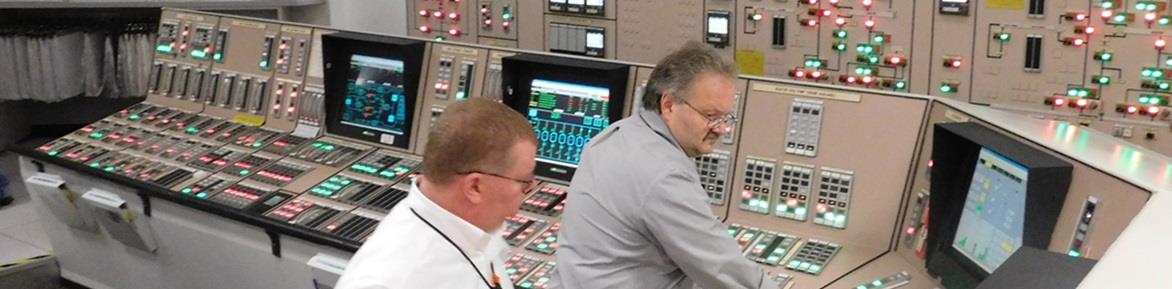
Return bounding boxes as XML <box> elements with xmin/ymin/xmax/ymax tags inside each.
<box><xmin>408</xmin><ymin>180</ymin><xmax>507</xmax><ymax>256</ymax></box>
<box><xmin>638</xmin><ymin>109</ymin><xmax>685</xmax><ymax>152</ymax></box>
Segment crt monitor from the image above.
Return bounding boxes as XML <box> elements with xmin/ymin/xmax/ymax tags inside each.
<box><xmin>321</xmin><ymin>32</ymin><xmax>426</xmax><ymax>149</ymax></box>
<box><xmin>501</xmin><ymin>53</ymin><xmax>629</xmax><ymax>182</ymax></box>
<box><xmin>926</xmin><ymin>122</ymin><xmax>1072</xmax><ymax>289</ymax></box>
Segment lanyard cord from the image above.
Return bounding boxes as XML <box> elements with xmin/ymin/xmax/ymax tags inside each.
<box><xmin>410</xmin><ymin>208</ymin><xmax>501</xmax><ymax>289</ymax></box>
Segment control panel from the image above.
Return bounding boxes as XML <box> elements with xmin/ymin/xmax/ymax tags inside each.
<box><xmin>695</xmin><ymin>150</ymin><xmax>732</xmax><ymax>206</ymax></box>
<box><xmin>409</xmin><ymin>0</ymin><xmax>477</xmax><ymax>42</ymax></box>
<box><xmin>22</xmin><ymin>9</ymin><xmax>1169</xmax><ymax>289</ymax></box>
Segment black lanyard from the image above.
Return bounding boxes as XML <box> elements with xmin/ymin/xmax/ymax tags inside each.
<box><xmin>411</xmin><ymin>208</ymin><xmax>503</xmax><ymax>289</ymax></box>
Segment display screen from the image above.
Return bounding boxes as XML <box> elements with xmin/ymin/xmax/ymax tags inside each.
<box><xmin>586</xmin><ymin>0</ymin><xmax>604</xmax><ymax>5</ymax></box>
<box><xmin>340</xmin><ymin>55</ymin><xmax>409</xmax><ymax>135</ymax></box>
<box><xmin>526</xmin><ymin>79</ymin><xmax>611</xmax><ymax>167</ymax></box>
<box><xmin>708</xmin><ymin>15</ymin><xmax>729</xmax><ymax>34</ymax></box>
<box><xmin>586</xmin><ymin>31</ymin><xmax>605</xmax><ymax>49</ymax></box>
<box><xmin>951</xmin><ymin>148</ymin><xmax>1028</xmax><ymax>273</ymax></box>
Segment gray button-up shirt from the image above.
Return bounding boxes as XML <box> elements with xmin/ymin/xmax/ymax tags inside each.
<box><xmin>555</xmin><ymin>109</ymin><xmax>776</xmax><ymax>289</ymax></box>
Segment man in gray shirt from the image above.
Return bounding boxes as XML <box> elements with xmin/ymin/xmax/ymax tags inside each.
<box><xmin>555</xmin><ymin>42</ymin><xmax>778</xmax><ymax>289</ymax></box>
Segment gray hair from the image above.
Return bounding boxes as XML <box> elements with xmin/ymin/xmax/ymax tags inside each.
<box><xmin>641</xmin><ymin>41</ymin><xmax>737</xmax><ymax>112</ymax></box>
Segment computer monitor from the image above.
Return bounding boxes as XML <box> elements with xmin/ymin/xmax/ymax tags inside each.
<box><xmin>501</xmin><ymin>53</ymin><xmax>630</xmax><ymax>182</ymax></box>
<box><xmin>926</xmin><ymin>122</ymin><xmax>1072</xmax><ymax>289</ymax></box>
<box><xmin>321</xmin><ymin>32</ymin><xmax>425</xmax><ymax>149</ymax></box>
<box><xmin>951</xmin><ymin>148</ymin><xmax>1028</xmax><ymax>273</ymax></box>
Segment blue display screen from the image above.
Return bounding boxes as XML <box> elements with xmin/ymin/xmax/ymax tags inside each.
<box><xmin>952</xmin><ymin>147</ymin><xmax>1029</xmax><ymax>273</ymax></box>
<box><xmin>526</xmin><ymin>79</ymin><xmax>611</xmax><ymax>166</ymax></box>
<box><xmin>340</xmin><ymin>55</ymin><xmax>408</xmax><ymax>135</ymax></box>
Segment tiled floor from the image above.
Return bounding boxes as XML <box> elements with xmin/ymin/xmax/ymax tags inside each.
<box><xmin>0</xmin><ymin>151</ymin><xmax>72</xmax><ymax>289</ymax></box>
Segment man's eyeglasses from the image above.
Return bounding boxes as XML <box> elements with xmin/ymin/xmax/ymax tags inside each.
<box><xmin>680</xmin><ymin>100</ymin><xmax>737</xmax><ymax>132</ymax></box>
<box><xmin>458</xmin><ymin>170</ymin><xmax>537</xmax><ymax>193</ymax></box>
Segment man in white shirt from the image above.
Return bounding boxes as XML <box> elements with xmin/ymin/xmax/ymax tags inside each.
<box><xmin>337</xmin><ymin>98</ymin><xmax>538</xmax><ymax>289</ymax></box>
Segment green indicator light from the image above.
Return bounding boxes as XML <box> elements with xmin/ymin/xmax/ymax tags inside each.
<box><xmin>1156</xmin><ymin>70</ymin><xmax>1165</xmax><ymax>78</ymax></box>
<box><xmin>456</xmin><ymin>91</ymin><xmax>466</xmax><ymax>99</ymax></box>
<box><xmin>191</xmin><ymin>50</ymin><xmax>207</xmax><ymax>59</ymax></box>
<box><xmin>1161</xmin><ymin>17</ymin><xmax>1171</xmax><ymax>25</ymax></box>
<box><xmin>873</xmin><ymin>280</ymin><xmax>884</xmax><ymax>286</ymax></box>
<box><xmin>868</xmin><ymin>56</ymin><xmax>880</xmax><ymax>64</ymax></box>
<box><xmin>1113</xmin><ymin>14</ymin><xmax>1127</xmax><ymax>23</ymax></box>
<box><xmin>312</xmin><ymin>142</ymin><xmax>323</xmax><ymax>147</ymax></box>
<box><xmin>196</xmin><ymin>192</ymin><xmax>207</xmax><ymax>198</ymax></box>
<box><xmin>941</xmin><ymin>84</ymin><xmax>953</xmax><ymax>93</ymax></box>
<box><xmin>1078</xmin><ymin>90</ymin><xmax>1089</xmax><ymax>97</ymax></box>
<box><xmin>502</xmin><ymin>13</ymin><xmax>512</xmax><ymax>20</ymax></box>
<box><xmin>854</xmin><ymin>67</ymin><xmax>864</xmax><ymax>74</ymax></box>
<box><xmin>996</xmin><ymin>32</ymin><xmax>1010</xmax><ymax>41</ymax></box>
<box><xmin>1068</xmin><ymin>250</ymin><xmax>1082</xmax><ymax>257</ymax></box>
<box><xmin>1097</xmin><ymin>76</ymin><xmax>1110</xmax><ymax>84</ymax></box>
<box><xmin>434</xmin><ymin>36</ymin><xmax>446</xmax><ymax>42</ymax></box>
<box><xmin>1136</xmin><ymin>2</ymin><xmax>1147</xmax><ymax>10</ymax></box>
<box><xmin>857</xmin><ymin>286</ymin><xmax>868</xmax><ymax>289</ymax></box>
<box><xmin>1161</xmin><ymin>82</ymin><xmax>1170</xmax><ymax>90</ymax></box>
<box><xmin>1165</xmin><ymin>57</ymin><xmax>1172</xmax><ymax>66</ymax></box>
<box><xmin>1101</xmin><ymin>0</ymin><xmax>1114</xmax><ymax>8</ymax></box>
<box><xmin>895</xmin><ymin>81</ymin><xmax>907</xmax><ymax>90</ymax></box>
<box><xmin>213</xmin><ymin>53</ymin><xmax>223</xmax><ymax>61</ymax></box>
<box><xmin>259</xmin><ymin>60</ymin><xmax>269</xmax><ymax>68</ymax></box>
<box><xmin>157</xmin><ymin>45</ymin><xmax>173</xmax><ymax>53</ymax></box>
<box><xmin>186</xmin><ymin>127</ymin><xmax>198</xmax><ymax>134</ymax></box>
<box><xmin>873</xmin><ymin>34</ymin><xmax>885</xmax><ymax>43</ymax></box>
<box><xmin>90</xmin><ymin>162</ymin><xmax>101</xmax><ymax>168</ymax></box>
<box><xmin>1140</xmin><ymin>96</ymin><xmax>1151</xmax><ymax>103</ymax></box>
<box><xmin>129</xmin><ymin>114</ymin><xmax>140</xmax><ymax>120</ymax></box>
<box><xmin>1100</xmin><ymin>53</ymin><xmax>1112</xmax><ymax>61</ymax></box>
<box><xmin>1067</xmin><ymin>88</ymin><xmax>1080</xmax><ymax>96</ymax></box>
<box><xmin>48</xmin><ymin>151</ymin><xmax>58</xmax><ymax>156</ymax></box>
<box><xmin>834</xmin><ymin>29</ymin><xmax>848</xmax><ymax>39</ymax></box>
<box><xmin>1143</xmin><ymin>69</ymin><xmax>1154</xmax><ymax>77</ymax></box>
<box><xmin>252</xmin><ymin>142</ymin><xmax>263</xmax><ymax>148</ymax></box>
<box><xmin>240</xmin><ymin>170</ymin><xmax>250</xmax><ymax>175</ymax></box>
<box><xmin>833</xmin><ymin>42</ymin><xmax>847</xmax><ymax>51</ymax></box>
<box><xmin>105</xmin><ymin>167</ymin><xmax>116</xmax><ymax>172</ymax></box>
<box><xmin>182</xmin><ymin>188</ymin><xmax>192</xmax><ymax>194</ymax></box>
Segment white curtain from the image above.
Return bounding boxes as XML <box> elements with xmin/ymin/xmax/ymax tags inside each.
<box><xmin>0</xmin><ymin>29</ymin><xmax>154</xmax><ymax>101</ymax></box>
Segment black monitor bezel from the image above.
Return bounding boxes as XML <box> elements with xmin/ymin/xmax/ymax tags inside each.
<box><xmin>926</xmin><ymin>122</ymin><xmax>1073</xmax><ymax>289</ymax></box>
<box><xmin>500</xmin><ymin>53</ymin><xmax>630</xmax><ymax>182</ymax></box>
<box><xmin>321</xmin><ymin>31</ymin><xmax>425</xmax><ymax>150</ymax></box>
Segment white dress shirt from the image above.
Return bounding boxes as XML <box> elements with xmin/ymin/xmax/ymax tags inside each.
<box><xmin>336</xmin><ymin>181</ymin><xmax>515</xmax><ymax>289</ymax></box>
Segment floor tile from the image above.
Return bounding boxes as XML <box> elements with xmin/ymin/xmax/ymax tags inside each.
<box><xmin>0</xmin><ymin>234</ymin><xmax>48</xmax><ymax>265</ymax></box>
<box><xmin>1</xmin><ymin>219</ymin><xmax>52</xmax><ymax>251</ymax></box>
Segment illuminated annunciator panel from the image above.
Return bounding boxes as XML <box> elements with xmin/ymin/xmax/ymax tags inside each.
<box><xmin>739</xmin><ymin>157</ymin><xmax>776</xmax><ymax>214</ymax></box>
<box><xmin>729</xmin><ymin>80</ymin><xmax>928</xmax><ymax>288</ymax></box>
<box><xmin>775</xmin><ymin>162</ymin><xmax>815</xmax><ymax>222</ymax></box>
<box><xmin>264</xmin><ymin>24</ymin><xmax>316</xmax><ymax>132</ymax></box>
<box><xmin>813</xmin><ymin>167</ymin><xmax>854</xmax><ymax>229</ymax></box>
<box><xmin>148</xmin><ymin>10</ymin><xmax>220</xmax><ymax>113</ymax></box>
<box><xmin>695</xmin><ymin>150</ymin><xmax>732</xmax><ymax>205</ymax></box>
<box><xmin>200</xmin><ymin>17</ymin><xmax>285</xmax><ymax>125</ymax></box>
<box><xmin>409</xmin><ymin>0</ymin><xmax>476</xmax><ymax>42</ymax></box>
<box><xmin>413</xmin><ymin>43</ymin><xmax>491</xmax><ymax>152</ymax></box>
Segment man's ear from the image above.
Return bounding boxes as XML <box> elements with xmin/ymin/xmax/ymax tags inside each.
<box><xmin>463</xmin><ymin>175</ymin><xmax>485</xmax><ymax>205</ymax></box>
<box><xmin>659</xmin><ymin>92</ymin><xmax>675</xmax><ymax>115</ymax></box>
